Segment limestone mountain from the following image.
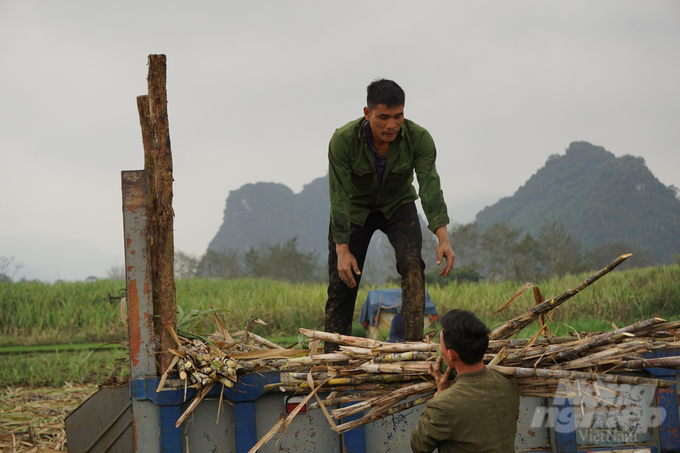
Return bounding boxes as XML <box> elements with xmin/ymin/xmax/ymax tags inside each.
<box><xmin>208</xmin><ymin>176</ymin><xmax>330</xmax><ymax>256</ymax></box>
<box><xmin>475</xmin><ymin>141</ymin><xmax>680</xmax><ymax>264</ymax></box>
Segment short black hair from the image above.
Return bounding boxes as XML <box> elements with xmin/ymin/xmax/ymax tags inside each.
<box><xmin>440</xmin><ymin>309</ymin><xmax>490</xmax><ymax>365</ymax></box>
<box><xmin>366</xmin><ymin>79</ymin><xmax>405</xmax><ymax>109</ymax></box>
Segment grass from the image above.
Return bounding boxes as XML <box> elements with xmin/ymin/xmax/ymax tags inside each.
<box><xmin>1</xmin><ymin>263</ymin><xmax>678</xmax><ymax>388</ymax></box>
<box><xmin>3</xmin><ymin>264</ymin><xmax>677</xmax><ymax>347</ymax></box>
<box><xmin>0</xmin><ymin>342</ymin><xmax>126</xmax><ymax>354</ymax></box>
<box><xmin>426</xmin><ymin>264</ymin><xmax>680</xmax><ymax>329</ymax></box>
<box><xmin>0</xmin><ymin>348</ymin><xmax>130</xmax><ymax>388</ymax></box>
<box><xmin>0</xmin><ymin>280</ymin><xmax>127</xmax><ymax>347</ymax></box>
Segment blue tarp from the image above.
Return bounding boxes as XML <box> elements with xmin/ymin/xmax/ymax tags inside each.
<box><xmin>358</xmin><ymin>289</ymin><xmax>438</xmax><ymax>328</ymax></box>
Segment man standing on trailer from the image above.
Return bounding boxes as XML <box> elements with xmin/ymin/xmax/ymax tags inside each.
<box><xmin>411</xmin><ymin>309</ymin><xmax>519</xmax><ymax>452</ymax></box>
<box><xmin>324</xmin><ymin>79</ymin><xmax>455</xmax><ymax>352</ymax></box>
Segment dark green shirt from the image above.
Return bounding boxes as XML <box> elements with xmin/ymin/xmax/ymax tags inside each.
<box><xmin>410</xmin><ymin>367</ymin><xmax>520</xmax><ymax>453</ymax></box>
<box><xmin>328</xmin><ymin>117</ymin><xmax>450</xmax><ymax>244</ymax></box>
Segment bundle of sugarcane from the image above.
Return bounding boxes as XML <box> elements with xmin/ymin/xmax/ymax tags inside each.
<box><xmin>485</xmin><ymin>317</ymin><xmax>680</xmax><ymax>373</ymax></box>
<box><xmin>258</xmin><ymin>254</ymin><xmax>679</xmax><ymax>440</ymax></box>
<box><xmin>265</xmin><ymin>324</ymin><xmax>677</xmax><ymax>433</ymax></box>
<box><xmin>158</xmin><ymin>318</ymin><xmax>312</xmax><ymax>428</ymax></box>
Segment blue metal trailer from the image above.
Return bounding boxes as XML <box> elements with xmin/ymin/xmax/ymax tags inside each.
<box><xmin>66</xmin><ymin>355</ymin><xmax>679</xmax><ymax>452</ymax></box>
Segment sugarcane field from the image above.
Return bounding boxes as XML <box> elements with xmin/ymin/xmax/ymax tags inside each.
<box><xmin>2</xmin><ymin>53</ymin><xmax>680</xmax><ymax>453</ymax></box>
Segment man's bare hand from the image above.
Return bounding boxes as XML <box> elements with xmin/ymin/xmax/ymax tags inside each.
<box><xmin>336</xmin><ymin>244</ymin><xmax>360</xmax><ymax>288</ymax></box>
<box><xmin>435</xmin><ymin>226</ymin><xmax>455</xmax><ymax>277</ymax></box>
<box><xmin>429</xmin><ymin>356</ymin><xmax>453</xmax><ymax>396</ymax></box>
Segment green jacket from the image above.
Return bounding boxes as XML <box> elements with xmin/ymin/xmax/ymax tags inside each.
<box><xmin>328</xmin><ymin>117</ymin><xmax>449</xmax><ymax>244</ymax></box>
<box><xmin>410</xmin><ymin>367</ymin><xmax>520</xmax><ymax>453</ymax></box>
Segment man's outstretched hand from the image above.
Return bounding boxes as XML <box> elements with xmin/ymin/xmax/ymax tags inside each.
<box><xmin>435</xmin><ymin>226</ymin><xmax>455</xmax><ymax>277</ymax></box>
<box><xmin>336</xmin><ymin>243</ymin><xmax>361</xmax><ymax>288</ymax></box>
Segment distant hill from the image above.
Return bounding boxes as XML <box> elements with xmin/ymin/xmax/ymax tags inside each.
<box><xmin>208</xmin><ymin>176</ymin><xmax>330</xmax><ymax>256</ymax></box>
<box><xmin>475</xmin><ymin>141</ymin><xmax>680</xmax><ymax>264</ymax></box>
<box><xmin>208</xmin><ymin>141</ymin><xmax>680</xmax><ymax>273</ymax></box>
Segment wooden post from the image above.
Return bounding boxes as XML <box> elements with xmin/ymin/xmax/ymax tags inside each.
<box><xmin>136</xmin><ymin>95</ymin><xmax>161</xmax><ymax>368</ymax></box>
<box><xmin>138</xmin><ymin>54</ymin><xmax>177</xmax><ymax>373</ymax></box>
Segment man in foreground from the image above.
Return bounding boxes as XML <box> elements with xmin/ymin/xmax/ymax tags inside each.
<box><xmin>410</xmin><ymin>309</ymin><xmax>520</xmax><ymax>453</ymax></box>
<box><xmin>324</xmin><ymin>79</ymin><xmax>455</xmax><ymax>352</ymax></box>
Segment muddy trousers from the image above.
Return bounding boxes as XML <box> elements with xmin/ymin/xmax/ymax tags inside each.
<box><xmin>324</xmin><ymin>202</ymin><xmax>426</xmax><ymax>353</ymax></box>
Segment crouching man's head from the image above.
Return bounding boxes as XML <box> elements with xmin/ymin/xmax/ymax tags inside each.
<box><xmin>439</xmin><ymin>309</ymin><xmax>490</xmax><ymax>368</ymax></box>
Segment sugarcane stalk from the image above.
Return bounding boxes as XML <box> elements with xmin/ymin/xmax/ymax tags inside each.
<box><xmin>331</xmin><ymin>396</ymin><xmax>384</xmax><ymax>418</ymax></box>
<box><xmin>374</xmin><ymin>351</ymin><xmax>432</xmax><ymax>363</ymax></box>
<box><xmin>247</xmin><ymin>331</ymin><xmax>284</xmax><ymax>350</ymax></box>
<box><xmin>289</xmin><ymin>372</ymin><xmax>330</xmax><ymax>380</ymax></box>
<box><xmin>217</xmin><ymin>376</ymin><xmax>234</xmax><ymax>388</ymax></box>
<box><xmin>611</xmin><ymin>356</ymin><xmax>680</xmax><ymax>370</ymax></box>
<box><xmin>538</xmin><ymin>318</ymin><xmax>666</xmax><ymax>365</ymax></box>
<box><xmin>488</xmin><ymin>336</ymin><xmax>577</xmax><ymax>349</ymax></box>
<box><xmin>308</xmin><ymin>391</ymin><xmax>394</xmax><ymax>410</ymax></box>
<box><xmin>177</xmin><ymin>359</ymin><xmax>188</xmax><ymax>380</ymax></box>
<box><xmin>489</xmin><ymin>253</ymin><xmax>632</xmax><ymax>340</ymax></box>
<box><xmin>309</xmin><ymin>396</ymin><xmax>367</xmax><ymax>410</ymax></box>
<box><xmin>335</xmin><ymin>394</ymin><xmax>435</xmax><ymax>434</ymax></box>
<box><xmin>354</xmin><ymin>361</ymin><xmax>430</xmax><ymax>375</ymax></box>
<box><xmin>285</xmin><ymin>353</ymin><xmax>350</xmax><ymax>365</ymax></box>
<box><xmin>556</xmin><ymin>341</ymin><xmax>651</xmax><ymax>370</ymax></box>
<box><xmin>501</xmin><ymin>340</ymin><xmax>609</xmax><ymax>365</ymax></box>
<box><xmin>339</xmin><ymin>346</ymin><xmax>376</xmax><ymax>358</ymax></box>
<box><xmin>273</xmin><ymin>382</ymin><xmax>414</xmax><ymax>394</ymax></box>
<box><xmin>331</xmin><ymin>381</ymin><xmax>435</xmax><ymax>419</ymax></box>
<box><xmin>647</xmin><ymin>320</ymin><xmax>680</xmax><ymax>333</ymax></box>
<box><xmin>175</xmin><ymin>382</ymin><xmax>215</xmax><ymax>427</ymax></box>
<box><xmin>489</xmin><ymin>365</ymin><xmax>674</xmax><ymax>388</ymax></box>
<box><xmin>298</xmin><ymin>328</ymin><xmax>386</xmax><ymax>348</ymax></box>
<box><xmin>264</xmin><ymin>373</ymin><xmax>425</xmax><ymax>391</ymax></box>
<box><xmin>370</xmin><ymin>343</ymin><xmax>439</xmax><ymax>354</ymax></box>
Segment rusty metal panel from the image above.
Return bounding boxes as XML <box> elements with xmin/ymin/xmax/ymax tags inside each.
<box><xmin>572</xmin><ymin>381</ymin><xmax>657</xmax><ymax>449</ymax></box>
<box><xmin>362</xmin><ymin>401</ymin><xmax>422</xmax><ymax>453</ymax></box>
<box><xmin>255</xmin><ymin>393</ymin><xmax>341</xmax><ymax>452</ymax></box>
<box><xmin>64</xmin><ymin>385</ymin><xmax>133</xmax><ymax>453</ymax></box>
<box><xmin>122</xmin><ymin>170</ymin><xmax>160</xmax><ymax>453</ymax></box>
<box><xmin>122</xmin><ymin>170</ymin><xmax>156</xmax><ymax>379</ymax></box>
<box><xmin>515</xmin><ymin>396</ymin><xmax>552</xmax><ymax>451</ymax></box>
<box><xmin>181</xmin><ymin>392</ymin><xmax>341</xmax><ymax>452</ymax></box>
<box><xmin>183</xmin><ymin>398</ymin><xmax>236</xmax><ymax>452</ymax></box>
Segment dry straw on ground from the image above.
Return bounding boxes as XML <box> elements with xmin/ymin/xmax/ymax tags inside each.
<box><xmin>0</xmin><ymin>384</ymin><xmax>98</xmax><ymax>453</ymax></box>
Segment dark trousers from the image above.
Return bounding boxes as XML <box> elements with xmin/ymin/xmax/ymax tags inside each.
<box><xmin>324</xmin><ymin>202</ymin><xmax>426</xmax><ymax>352</ymax></box>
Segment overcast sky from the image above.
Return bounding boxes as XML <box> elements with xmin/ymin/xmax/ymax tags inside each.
<box><xmin>1</xmin><ymin>1</ymin><xmax>678</xmax><ymax>282</ymax></box>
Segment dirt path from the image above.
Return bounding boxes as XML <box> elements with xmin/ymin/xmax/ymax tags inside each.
<box><xmin>0</xmin><ymin>384</ymin><xmax>98</xmax><ymax>452</ymax></box>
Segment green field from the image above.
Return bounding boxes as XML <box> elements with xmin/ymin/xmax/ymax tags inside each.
<box><xmin>1</xmin><ymin>263</ymin><xmax>678</xmax><ymax>387</ymax></box>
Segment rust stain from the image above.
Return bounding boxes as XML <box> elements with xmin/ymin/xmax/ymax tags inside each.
<box><xmin>659</xmin><ymin>388</ymin><xmax>680</xmax><ymax>442</ymax></box>
<box><xmin>526</xmin><ymin>429</ymin><xmax>537</xmax><ymax>438</ymax></box>
<box><xmin>143</xmin><ymin>311</ymin><xmax>153</xmax><ymax>327</ymax></box>
<box><xmin>131</xmin><ymin>250</ymin><xmax>135</xmax><ymax>255</ymax></box>
<box><xmin>132</xmin><ymin>422</ymin><xmax>140</xmax><ymax>451</ymax></box>
<box><xmin>127</xmin><ymin>279</ymin><xmax>141</xmax><ymax>367</ymax></box>
<box><xmin>126</xmin><ymin>238</ymin><xmax>132</xmax><ymax>246</ymax></box>
<box><xmin>143</xmin><ymin>280</ymin><xmax>149</xmax><ymax>295</ymax></box>
<box><xmin>123</xmin><ymin>189</ymin><xmax>147</xmax><ymax>212</ymax></box>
